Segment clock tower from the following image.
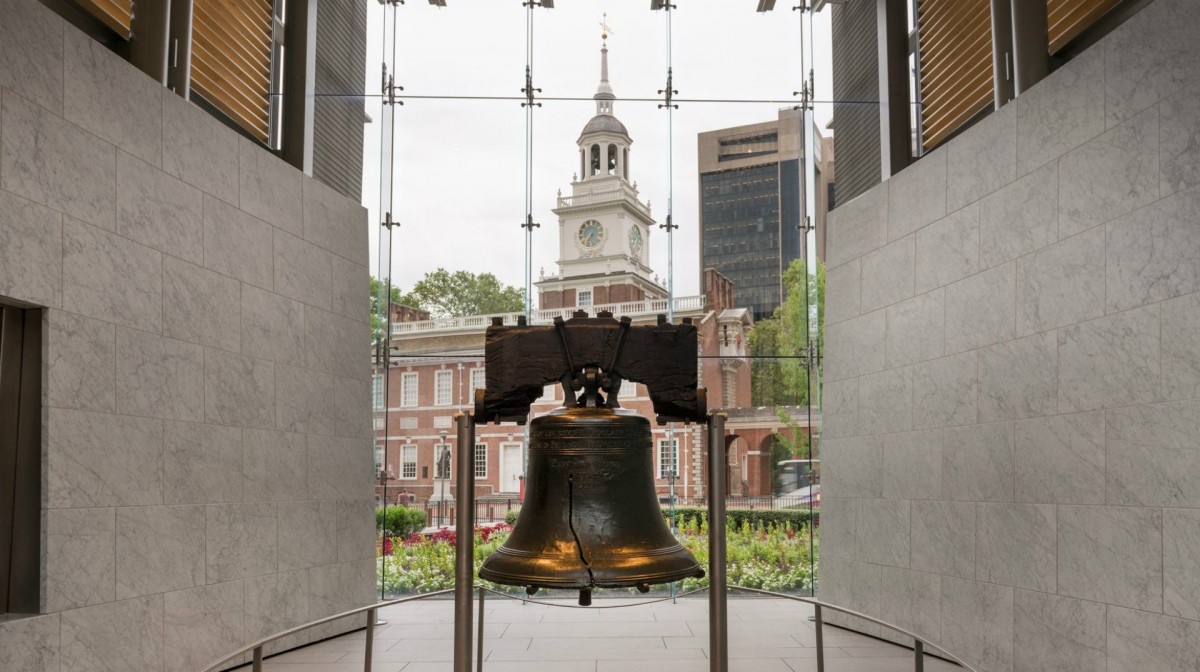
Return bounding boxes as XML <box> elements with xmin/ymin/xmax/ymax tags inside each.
<box><xmin>537</xmin><ymin>32</ymin><xmax>665</xmax><ymax>311</ymax></box>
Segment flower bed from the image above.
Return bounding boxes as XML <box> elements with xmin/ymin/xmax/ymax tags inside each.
<box><xmin>377</xmin><ymin>516</ymin><xmax>817</xmax><ymax>596</ymax></box>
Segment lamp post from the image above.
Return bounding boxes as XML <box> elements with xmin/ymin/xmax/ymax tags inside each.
<box><xmin>438</xmin><ymin>430</ymin><xmax>450</xmax><ymax>527</ymax></box>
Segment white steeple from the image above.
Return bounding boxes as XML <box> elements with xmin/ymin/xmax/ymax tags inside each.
<box><xmin>595</xmin><ymin>33</ymin><xmax>614</xmax><ymax>115</ymax></box>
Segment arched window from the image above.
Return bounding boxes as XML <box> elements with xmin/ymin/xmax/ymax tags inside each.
<box><xmin>623</xmin><ymin>147</ymin><xmax>629</xmax><ymax>179</ymax></box>
<box><xmin>607</xmin><ymin>145</ymin><xmax>618</xmax><ymax>175</ymax></box>
<box><xmin>590</xmin><ymin>144</ymin><xmax>601</xmax><ymax>176</ymax></box>
<box><xmin>580</xmin><ymin>150</ymin><xmax>585</xmax><ymax>180</ymax></box>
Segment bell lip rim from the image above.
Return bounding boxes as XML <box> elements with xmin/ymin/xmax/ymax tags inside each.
<box><xmin>477</xmin><ymin>566</ymin><xmax>705</xmax><ymax>589</ymax></box>
<box><xmin>484</xmin><ymin>543</ymin><xmax>692</xmax><ymax>559</ymax></box>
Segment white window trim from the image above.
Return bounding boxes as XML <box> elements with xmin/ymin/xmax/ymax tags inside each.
<box><xmin>474</xmin><ymin>443</ymin><xmax>488</xmax><ymax>479</ymax></box>
<box><xmin>373</xmin><ymin>374</ymin><xmax>385</xmax><ymax>410</ymax></box>
<box><xmin>578</xmin><ymin>289</ymin><xmax>593</xmax><ymax>307</ymax></box>
<box><xmin>470</xmin><ymin>368</ymin><xmax>486</xmax><ymax>397</ymax></box>
<box><xmin>400</xmin><ymin>372</ymin><xmax>419</xmax><ymax>408</ymax></box>
<box><xmin>400</xmin><ymin>445</ymin><xmax>418</xmax><ymax>480</ymax></box>
<box><xmin>434</xmin><ymin>370</ymin><xmax>453</xmax><ymax>406</ymax></box>
<box><xmin>657</xmin><ymin>437</ymin><xmax>679</xmax><ymax>480</ymax></box>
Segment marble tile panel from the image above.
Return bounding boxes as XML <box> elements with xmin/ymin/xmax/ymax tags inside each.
<box><xmin>1161</xmin><ymin>290</ymin><xmax>1200</xmax><ymax>402</ymax></box>
<box><xmin>116</xmin><ymin>151</ymin><xmax>203</xmax><ymax>263</ymax></box>
<box><xmin>1</xmin><ymin>91</ymin><xmax>115</xmax><ymax>229</ymax></box>
<box><xmin>64</xmin><ymin>28</ymin><xmax>160</xmax><ymax>166</ymax></box>
<box><xmin>888</xmin><ymin>148</ymin><xmax>947</xmax><ymax>241</ymax></box>
<box><xmin>60</xmin><ymin>595</ymin><xmax>164</xmax><ymax>672</ymax></box>
<box><xmin>1107</xmin><ymin>605</ymin><xmax>1200</xmax><ymax>672</ymax></box>
<box><xmin>338</xmin><ymin>499</ymin><xmax>377</xmax><ymax>562</ymax></box>
<box><xmin>1107</xmin><ymin>399</ymin><xmax>1200</xmax><ymax>507</ymax></box>
<box><xmin>821</xmin><ymin>377</ymin><xmax>858</xmax><ymax>439</ymax></box>
<box><xmin>913</xmin><ymin>351</ymin><xmax>977</xmax><ymax>430</ymax></box>
<box><xmin>47</xmin><ymin>408</ymin><xmax>162</xmax><ymax>508</ymax></box>
<box><xmin>885</xmin><ymin>290</ymin><xmax>944</xmax><ymax>368</ymax></box>
<box><xmin>276</xmin><ymin>364</ymin><xmax>336</xmax><ymax>436</ymax></box>
<box><xmin>331</xmin><ymin>255</ymin><xmax>369</xmax><ymax>323</ymax></box>
<box><xmin>0</xmin><ymin>0</ymin><xmax>64</xmax><ymax>112</ymax></box>
<box><xmin>944</xmin><ymin>262</ymin><xmax>1014</xmax><ymax>355</ymax></box>
<box><xmin>1058</xmin><ymin>305</ymin><xmax>1159</xmax><ymax>413</ymax></box>
<box><xmin>914</xmin><ymin>203</ymin><xmax>980</xmax><ymax>295</ymax></box>
<box><xmin>1105</xmin><ymin>0</ymin><xmax>1200</xmax><ymax>127</ymax></box>
<box><xmin>115</xmin><ymin>327</ymin><xmax>204</xmax><ymax>421</ymax></box>
<box><xmin>947</xmin><ymin>103</ymin><xmax>1017</xmax><ymax>212</ymax></box>
<box><xmin>206</xmin><ymin>502</ymin><xmax>277</xmax><ymax>582</ymax></box>
<box><xmin>1160</xmin><ymin>80</ymin><xmax>1200</xmax><ymax>197</ymax></box>
<box><xmin>243</xmin><ymin>428</ymin><xmax>307</xmax><ymax>502</ymax></box>
<box><xmin>1058</xmin><ymin>504</ymin><xmax>1162</xmax><ymax>611</ymax></box>
<box><xmin>943</xmin><ymin>422</ymin><xmax>1015</xmax><ymax>502</ymax></box>
<box><xmin>1016</xmin><ymin>45</ymin><xmax>1106</xmax><ymax>176</ymax></box>
<box><xmin>878</xmin><ymin>567</ymin><xmax>940</xmax><ymax>645</ymax></box>
<box><xmin>305</xmin><ymin>306</ymin><xmax>370</xmax><ymax>380</ymax></box>
<box><xmin>1164</xmin><ymin>508</ymin><xmax>1200</xmax><ymax>621</ymax></box>
<box><xmin>910</xmin><ymin>500</ymin><xmax>974</xmax><ymax>579</ymax></box>
<box><xmin>938</xmin><ymin>577</ymin><xmax>1013</xmax><ymax>672</ymax></box>
<box><xmin>241</xmin><ymin>284</ymin><xmax>305</xmax><ymax>365</ymax></box>
<box><xmin>827</xmin><ymin>435</ymin><xmax>884</xmax><ymax>499</ymax></box>
<box><xmin>815</xmin><ymin>496</ymin><xmax>856</xmax><ymax>559</ymax></box>
<box><xmin>164</xmin><ymin>581</ymin><xmax>246</xmax><ymax>672</ymax></box>
<box><xmin>825</xmin><ymin>257</ymin><xmax>861</xmax><ymax>325</ymax></box>
<box><xmin>858</xmin><ymin>366</ymin><xmax>913</xmax><ymax>435</ymax></box>
<box><xmin>855</xmin><ymin>498</ymin><xmax>909</xmax><ymax>568</ymax></box>
<box><xmin>1013</xmin><ymin>590</ymin><xmax>1106</xmax><ymax>672</ymax></box>
<box><xmin>47</xmin><ymin>310</ymin><xmax>114</xmax><ymax>412</ymax></box>
<box><xmin>1059</xmin><ymin>106</ymin><xmax>1160</xmax><ymax>238</ymax></box>
<box><xmin>824</xmin><ymin>309</ymin><xmax>886</xmax><ymax>382</ymax></box>
<box><xmin>1014</xmin><ymin>411</ymin><xmax>1105</xmax><ymax>505</ymax></box>
<box><xmin>1016</xmin><ymin>227</ymin><xmax>1105</xmax><ymax>336</ymax></box>
<box><xmin>826</xmin><ymin>184</ymin><xmax>888</xmax><ymax>267</ymax></box>
<box><xmin>279</xmin><ymin>500</ymin><xmax>338</xmax><ymax>572</ymax></box>
<box><xmin>978</xmin><ymin>332</ymin><xmax>1057</xmax><ymax>423</ymax></box>
<box><xmin>860</xmin><ymin>235</ymin><xmax>914</xmax><ymax>313</ymax></box>
<box><xmin>881</xmin><ymin>429</ymin><xmax>942</xmax><ymax>500</ymax></box>
<box><xmin>164</xmin><ymin>420</ymin><xmax>243</xmax><ymax>504</ymax></box>
<box><xmin>0</xmin><ymin>613</ymin><xmax>60</xmax><ymax>672</ymax></box>
<box><xmin>307</xmin><ymin>435</ymin><xmax>374</xmax><ymax>500</ymax></box>
<box><xmin>162</xmin><ymin>255</ymin><xmax>241</xmax><ymax>353</ymax></box>
<box><xmin>308</xmin><ymin>560</ymin><xmax>375</xmax><ymax>619</ymax></box>
<box><xmin>303</xmin><ymin>175</ymin><xmax>369</xmax><ymax>264</ymax></box>
<box><xmin>979</xmin><ymin>161</ymin><xmax>1058</xmax><ymax>269</ymax></box>
<box><xmin>239</xmin><ymin>137</ymin><xmax>302</xmax><ymax>235</ymax></box>
<box><xmin>202</xmin><ymin>194</ymin><xmax>273</xmax><ymax>290</ymax></box>
<box><xmin>245</xmin><ymin>570</ymin><xmax>309</xmax><ymax>644</ymax></box>
<box><xmin>161</xmin><ymin>90</ymin><xmax>239</xmax><ymax>202</ymax></box>
<box><xmin>334</xmin><ymin>375</ymin><xmax>372</xmax><ymax>439</ymax></box>
<box><xmin>1107</xmin><ymin>185</ymin><xmax>1200</xmax><ymax>313</ymax></box>
<box><xmin>275</xmin><ymin>228</ymin><xmax>333</xmax><ymax>310</ymax></box>
<box><xmin>116</xmin><ymin>505</ymin><xmax>205</xmax><ymax>599</ymax></box>
<box><xmin>204</xmin><ymin>349</ymin><xmax>276</xmax><ymax>429</ymax></box>
<box><xmin>44</xmin><ymin>507</ymin><xmax>115</xmax><ymax>611</ymax></box>
<box><xmin>0</xmin><ymin>189</ymin><xmax>62</xmax><ymax>307</ymax></box>
<box><xmin>976</xmin><ymin>503</ymin><xmax>1056</xmax><ymax>592</ymax></box>
<box><xmin>63</xmin><ymin>218</ymin><xmax>163</xmax><ymax>332</ymax></box>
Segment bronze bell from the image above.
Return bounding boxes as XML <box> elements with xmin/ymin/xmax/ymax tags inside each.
<box><xmin>479</xmin><ymin>404</ymin><xmax>704</xmax><ymax>605</ymax></box>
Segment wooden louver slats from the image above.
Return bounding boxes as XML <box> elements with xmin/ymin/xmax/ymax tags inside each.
<box><xmin>75</xmin><ymin>0</ymin><xmax>133</xmax><ymax>39</ymax></box>
<box><xmin>917</xmin><ymin>0</ymin><xmax>994</xmax><ymax>151</ymax></box>
<box><xmin>1047</xmin><ymin>0</ymin><xmax>1124</xmax><ymax>54</ymax></box>
<box><xmin>191</xmin><ymin>0</ymin><xmax>274</xmax><ymax>143</ymax></box>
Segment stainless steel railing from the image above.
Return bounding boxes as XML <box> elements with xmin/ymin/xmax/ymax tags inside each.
<box><xmin>200</xmin><ymin>585</ymin><xmax>976</xmax><ymax>672</ymax></box>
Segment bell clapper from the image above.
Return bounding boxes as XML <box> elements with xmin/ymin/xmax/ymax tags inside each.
<box><xmin>637</xmin><ymin>582</ymin><xmax>650</xmax><ymax>594</ymax></box>
<box><xmin>578</xmin><ymin>588</ymin><xmax>593</xmax><ymax>607</ymax></box>
<box><xmin>525</xmin><ymin>585</ymin><xmax>539</xmax><ymax>596</ymax></box>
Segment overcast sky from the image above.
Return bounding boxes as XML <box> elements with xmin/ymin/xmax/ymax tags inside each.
<box><xmin>356</xmin><ymin>1</ymin><xmax>834</xmax><ymax>301</ymax></box>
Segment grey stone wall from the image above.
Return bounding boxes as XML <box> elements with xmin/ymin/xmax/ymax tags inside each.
<box><xmin>0</xmin><ymin>1</ymin><xmax>374</xmax><ymax>670</ymax></box>
<box><xmin>820</xmin><ymin>0</ymin><xmax>1200</xmax><ymax>670</ymax></box>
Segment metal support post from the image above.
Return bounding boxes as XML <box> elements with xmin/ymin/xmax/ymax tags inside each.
<box><xmin>814</xmin><ymin>604</ymin><xmax>825</xmax><ymax>672</ymax></box>
<box><xmin>252</xmin><ymin>646</ymin><xmax>263</xmax><ymax>672</ymax></box>
<box><xmin>707</xmin><ymin>412</ymin><xmax>728</xmax><ymax>672</ymax></box>
<box><xmin>914</xmin><ymin>639</ymin><xmax>924</xmax><ymax>672</ymax></box>
<box><xmin>477</xmin><ymin>587</ymin><xmax>487</xmax><ymax>672</ymax></box>
<box><xmin>453</xmin><ymin>413</ymin><xmax>476</xmax><ymax>672</ymax></box>
<box><xmin>364</xmin><ymin>608</ymin><xmax>376</xmax><ymax>672</ymax></box>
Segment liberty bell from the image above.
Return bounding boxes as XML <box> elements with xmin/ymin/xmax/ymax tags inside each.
<box><xmin>475</xmin><ymin>312</ymin><xmax>708</xmax><ymax>605</ymax></box>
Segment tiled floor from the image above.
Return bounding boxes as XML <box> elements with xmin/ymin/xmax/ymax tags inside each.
<box><xmin>241</xmin><ymin>596</ymin><xmax>964</xmax><ymax>672</ymax></box>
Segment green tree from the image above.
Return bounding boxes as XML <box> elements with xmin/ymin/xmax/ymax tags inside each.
<box><xmin>370</xmin><ymin>275</ymin><xmax>415</xmax><ymax>341</ymax></box>
<box><xmin>748</xmin><ymin>259</ymin><xmax>825</xmax><ymax>406</ymax></box>
<box><xmin>403</xmin><ymin>268</ymin><xmax>525</xmax><ymax>319</ymax></box>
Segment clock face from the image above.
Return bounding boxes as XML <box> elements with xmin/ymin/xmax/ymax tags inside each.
<box><xmin>578</xmin><ymin>220</ymin><xmax>605</xmax><ymax>248</ymax></box>
<box><xmin>628</xmin><ymin>226</ymin><xmax>643</xmax><ymax>256</ymax></box>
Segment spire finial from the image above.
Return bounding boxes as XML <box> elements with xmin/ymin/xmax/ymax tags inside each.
<box><xmin>593</xmin><ymin>15</ymin><xmax>615</xmax><ymax>115</ymax></box>
<box><xmin>599</xmin><ymin>12</ymin><xmax>612</xmax><ymax>45</ymax></box>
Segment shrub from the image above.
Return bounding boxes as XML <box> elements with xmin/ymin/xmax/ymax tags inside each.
<box><xmin>376</xmin><ymin>505</ymin><xmax>427</xmax><ymax>538</ymax></box>
<box><xmin>504</xmin><ymin>507</ymin><xmax>521</xmax><ymax>526</ymax></box>
<box><xmin>664</xmin><ymin>506</ymin><xmax>817</xmax><ymax>530</ymax></box>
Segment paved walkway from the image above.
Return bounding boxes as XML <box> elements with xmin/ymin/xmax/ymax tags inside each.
<box><xmin>243</xmin><ymin>595</ymin><xmax>962</xmax><ymax>672</ymax></box>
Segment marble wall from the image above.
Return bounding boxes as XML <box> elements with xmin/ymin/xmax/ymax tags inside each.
<box><xmin>820</xmin><ymin>0</ymin><xmax>1200</xmax><ymax>669</ymax></box>
<box><xmin>0</xmin><ymin>0</ymin><xmax>375</xmax><ymax>670</ymax></box>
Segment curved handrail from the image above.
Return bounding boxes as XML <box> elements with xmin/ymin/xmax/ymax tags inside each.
<box><xmin>198</xmin><ymin>589</ymin><xmax>453</xmax><ymax>672</ymax></box>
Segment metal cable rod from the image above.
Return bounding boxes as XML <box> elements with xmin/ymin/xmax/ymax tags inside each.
<box><xmin>307</xmin><ymin>92</ymin><xmax>885</xmax><ymax>105</ymax></box>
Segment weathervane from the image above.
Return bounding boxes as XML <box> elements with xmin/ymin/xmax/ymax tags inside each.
<box><xmin>599</xmin><ymin>12</ymin><xmax>613</xmax><ymax>43</ymax></box>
